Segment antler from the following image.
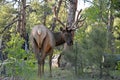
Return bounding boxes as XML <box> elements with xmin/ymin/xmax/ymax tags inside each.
<box><xmin>53</xmin><ymin>7</ymin><xmax>85</xmax><ymax>30</ymax></box>
<box><xmin>53</xmin><ymin>6</ymin><xmax>66</xmax><ymax>27</ymax></box>
<box><xmin>71</xmin><ymin>9</ymin><xmax>86</xmax><ymax>30</ymax></box>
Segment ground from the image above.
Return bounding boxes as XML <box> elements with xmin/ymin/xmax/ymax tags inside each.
<box><xmin>22</xmin><ymin>67</ymin><xmax>120</xmax><ymax>80</ymax></box>
<box><xmin>0</xmin><ymin>63</ymin><xmax>120</xmax><ymax>80</ymax></box>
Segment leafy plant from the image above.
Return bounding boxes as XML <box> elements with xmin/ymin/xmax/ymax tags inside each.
<box><xmin>3</xmin><ymin>33</ymin><xmax>36</xmax><ymax>78</ymax></box>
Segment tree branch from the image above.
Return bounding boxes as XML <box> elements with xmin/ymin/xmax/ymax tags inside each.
<box><xmin>0</xmin><ymin>16</ymin><xmax>19</xmax><ymax>34</ymax></box>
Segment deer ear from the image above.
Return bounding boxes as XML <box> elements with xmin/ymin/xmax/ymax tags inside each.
<box><xmin>60</xmin><ymin>27</ymin><xmax>63</xmax><ymax>31</ymax></box>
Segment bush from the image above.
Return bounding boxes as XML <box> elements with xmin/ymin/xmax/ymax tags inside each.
<box><xmin>3</xmin><ymin>33</ymin><xmax>35</xmax><ymax>78</ymax></box>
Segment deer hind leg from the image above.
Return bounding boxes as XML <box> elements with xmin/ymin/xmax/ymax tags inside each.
<box><xmin>49</xmin><ymin>49</ymin><xmax>53</xmax><ymax>77</ymax></box>
<box><xmin>38</xmin><ymin>61</ymin><xmax>41</xmax><ymax>77</ymax></box>
<box><xmin>38</xmin><ymin>59</ymin><xmax>44</xmax><ymax>77</ymax></box>
<box><xmin>32</xmin><ymin>38</ymin><xmax>41</xmax><ymax>76</ymax></box>
<box><xmin>41</xmin><ymin>59</ymin><xmax>45</xmax><ymax>75</ymax></box>
<box><xmin>37</xmin><ymin>53</ymin><xmax>42</xmax><ymax>77</ymax></box>
<box><xmin>37</xmin><ymin>55</ymin><xmax>43</xmax><ymax>77</ymax></box>
<box><xmin>38</xmin><ymin>52</ymin><xmax>47</xmax><ymax>77</ymax></box>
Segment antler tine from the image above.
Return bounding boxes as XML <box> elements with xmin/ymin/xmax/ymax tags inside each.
<box><xmin>72</xmin><ymin>18</ymin><xmax>85</xmax><ymax>30</ymax></box>
<box><xmin>71</xmin><ymin>9</ymin><xmax>86</xmax><ymax>30</ymax></box>
<box><xmin>55</xmin><ymin>18</ymin><xmax>66</xmax><ymax>27</ymax></box>
<box><xmin>71</xmin><ymin>9</ymin><xmax>82</xmax><ymax>28</ymax></box>
<box><xmin>78</xmin><ymin>17</ymin><xmax>86</xmax><ymax>22</ymax></box>
<box><xmin>76</xmin><ymin>9</ymin><xmax>82</xmax><ymax>21</ymax></box>
<box><xmin>73</xmin><ymin>17</ymin><xmax>86</xmax><ymax>30</ymax></box>
<box><xmin>53</xmin><ymin>6</ymin><xmax>66</xmax><ymax>27</ymax></box>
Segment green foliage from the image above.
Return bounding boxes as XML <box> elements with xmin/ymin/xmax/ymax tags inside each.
<box><xmin>3</xmin><ymin>33</ymin><xmax>36</xmax><ymax>78</ymax></box>
<box><xmin>112</xmin><ymin>0</ymin><xmax>120</xmax><ymax>11</ymax></box>
<box><xmin>27</xmin><ymin>0</ymin><xmax>54</xmax><ymax>33</ymax></box>
<box><xmin>64</xmin><ymin>26</ymin><xmax>107</xmax><ymax>75</ymax></box>
<box><xmin>85</xmin><ymin>26</ymin><xmax>107</xmax><ymax>64</ymax></box>
<box><xmin>117</xmin><ymin>61</ymin><xmax>120</xmax><ymax>70</ymax></box>
<box><xmin>84</xmin><ymin>6</ymin><xmax>99</xmax><ymax>23</ymax></box>
<box><xmin>5</xmin><ymin>33</ymin><xmax>26</xmax><ymax>59</ymax></box>
<box><xmin>114</xmin><ymin>18</ymin><xmax>120</xmax><ymax>53</ymax></box>
<box><xmin>4</xmin><ymin>33</ymin><xmax>25</xmax><ymax>76</ymax></box>
<box><xmin>0</xmin><ymin>4</ymin><xmax>14</xmax><ymax>31</ymax></box>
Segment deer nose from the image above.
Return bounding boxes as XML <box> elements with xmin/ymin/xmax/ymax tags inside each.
<box><xmin>70</xmin><ymin>41</ymin><xmax>73</xmax><ymax>45</ymax></box>
<box><xmin>67</xmin><ymin>40</ymin><xmax>73</xmax><ymax>46</ymax></box>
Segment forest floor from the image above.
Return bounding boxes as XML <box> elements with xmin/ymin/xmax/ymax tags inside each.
<box><xmin>0</xmin><ymin>63</ymin><xmax>120</xmax><ymax>80</ymax></box>
<box><xmin>33</xmin><ymin>68</ymin><xmax>120</xmax><ymax>80</ymax></box>
<box><xmin>1</xmin><ymin>68</ymin><xmax>120</xmax><ymax>80</ymax></box>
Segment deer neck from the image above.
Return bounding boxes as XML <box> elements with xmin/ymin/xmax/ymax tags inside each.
<box><xmin>53</xmin><ymin>32</ymin><xmax>65</xmax><ymax>46</ymax></box>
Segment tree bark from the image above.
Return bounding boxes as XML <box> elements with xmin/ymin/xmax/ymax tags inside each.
<box><xmin>21</xmin><ymin>0</ymin><xmax>26</xmax><ymax>39</ymax></box>
<box><xmin>107</xmin><ymin>0</ymin><xmax>115</xmax><ymax>53</ymax></box>
<box><xmin>67</xmin><ymin>0</ymin><xmax>77</xmax><ymax>28</ymax></box>
<box><xmin>17</xmin><ymin>0</ymin><xmax>26</xmax><ymax>39</ymax></box>
<box><xmin>16</xmin><ymin>0</ymin><xmax>29</xmax><ymax>51</ymax></box>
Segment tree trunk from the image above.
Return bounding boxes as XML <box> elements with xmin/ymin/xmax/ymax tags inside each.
<box><xmin>107</xmin><ymin>0</ymin><xmax>115</xmax><ymax>53</ymax></box>
<box><xmin>21</xmin><ymin>0</ymin><xmax>26</xmax><ymax>39</ymax></box>
<box><xmin>17</xmin><ymin>0</ymin><xmax>26</xmax><ymax>39</ymax></box>
<box><xmin>43</xmin><ymin>1</ymin><xmax>48</xmax><ymax>26</ymax></box>
<box><xmin>16</xmin><ymin>0</ymin><xmax>29</xmax><ymax>51</ymax></box>
<box><xmin>67</xmin><ymin>0</ymin><xmax>77</xmax><ymax>28</ymax></box>
<box><xmin>16</xmin><ymin>0</ymin><xmax>21</xmax><ymax>33</ymax></box>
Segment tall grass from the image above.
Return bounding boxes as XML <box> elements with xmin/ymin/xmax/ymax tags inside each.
<box><xmin>23</xmin><ymin>63</ymin><xmax>78</xmax><ymax>80</ymax></box>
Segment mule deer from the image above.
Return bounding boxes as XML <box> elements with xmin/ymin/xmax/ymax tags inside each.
<box><xmin>30</xmin><ymin>8</ymin><xmax>85</xmax><ymax>77</ymax></box>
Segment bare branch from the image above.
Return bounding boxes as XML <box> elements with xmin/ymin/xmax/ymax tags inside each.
<box><xmin>0</xmin><ymin>16</ymin><xmax>19</xmax><ymax>34</ymax></box>
<box><xmin>55</xmin><ymin>18</ymin><xmax>66</xmax><ymax>27</ymax></box>
<box><xmin>53</xmin><ymin>6</ymin><xmax>65</xmax><ymax>27</ymax></box>
<box><xmin>102</xmin><ymin>16</ymin><xmax>108</xmax><ymax>24</ymax></box>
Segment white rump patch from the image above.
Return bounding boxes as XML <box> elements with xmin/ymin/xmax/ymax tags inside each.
<box><xmin>36</xmin><ymin>25</ymin><xmax>47</xmax><ymax>48</ymax></box>
<box><xmin>37</xmin><ymin>29</ymin><xmax>41</xmax><ymax>35</ymax></box>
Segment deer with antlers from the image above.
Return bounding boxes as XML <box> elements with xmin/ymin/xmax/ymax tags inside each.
<box><xmin>30</xmin><ymin>7</ymin><xmax>85</xmax><ymax>77</ymax></box>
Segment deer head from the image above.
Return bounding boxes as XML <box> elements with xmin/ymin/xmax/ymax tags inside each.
<box><xmin>59</xmin><ymin>27</ymin><xmax>74</xmax><ymax>46</ymax></box>
<box><xmin>53</xmin><ymin>6</ymin><xmax>85</xmax><ymax>46</ymax></box>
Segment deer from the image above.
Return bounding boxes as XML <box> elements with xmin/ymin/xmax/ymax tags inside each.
<box><xmin>30</xmin><ymin>8</ymin><xmax>85</xmax><ymax>77</ymax></box>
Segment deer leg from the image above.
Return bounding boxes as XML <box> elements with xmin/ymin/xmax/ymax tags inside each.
<box><xmin>38</xmin><ymin>59</ymin><xmax>45</xmax><ymax>77</ymax></box>
<box><xmin>36</xmin><ymin>52</ymin><xmax>42</xmax><ymax>77</ymax></box>
<box><xmin>34</xmin><ymin>47</ymin><xmax>42</xmax><ymax>77</ymax></box>
<box><xmin>38</xmin><ymin>60</ymin><xmax>41</xmax><ymax>77</ymax></box>
<box><xmin>49</xmin><ymin>50</ymin><xmax>53</xmax><ymax>77</ymax></box>
<box><xmin>32</xmin><ymin>38</ymin><xmax>42</xmax><ymax>77</ymax></box>
<box><xmin>39</xmin><ymin>52</ymin><xmax>46</xmax><ymax>77</ymax></box>
<box><xmin>42</xmin><ymin>59</ymin><xmax>45</xmax><ymax>75</ymax></box>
